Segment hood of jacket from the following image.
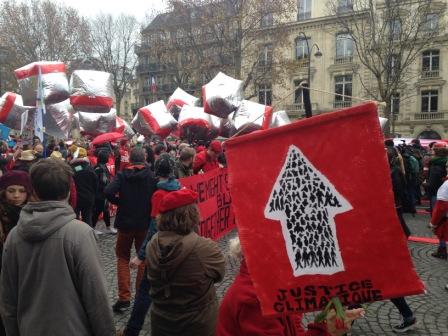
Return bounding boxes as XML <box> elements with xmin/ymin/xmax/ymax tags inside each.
<box><xmin>122</xmin><ymin>164</ymin><xmax>151</xmax><ymax>181</ymax></box>
<box><xmin>149</xmin><ymin>231</ymin><xmax>198</xmax><ymax>278</ymax></box>
<box><xmin>431</xmin><ymin>156</ymin><xmax>448</xmax><ymax>166</ymax></box>
<box><xmin>70</xmin><ymin>157</ymin><xmax>90</xmax><ymax>166</ymax></box>
<box><xmin>17</xmin><ymin>201</ymin><xmax>76</xmax><ymax>242</ymax></box>
<box><xmin>157</xmin><ymin>178</ymin><xmax>181</xmax><ymax>191</ymax></box>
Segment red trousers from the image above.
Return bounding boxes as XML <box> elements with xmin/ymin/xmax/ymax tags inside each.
<box><xmin>116</xmin><ymin>229</ymin><xmax>147</xmax><ymax>301</ymax></box>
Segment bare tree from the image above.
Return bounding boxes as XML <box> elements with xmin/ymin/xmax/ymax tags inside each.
<box><xmin>90</xmin><ymin>14</ymin><xmax>139</xmax><ymax>115</ymax></box>
<box><xmin>0</xmin><ymin>0</ymin><xmax>91</xmax><ymax>90</ymax></box>
<box><xmin>139</xmin><ymin>0</ymin><xmax>295</xmax><ymax>100</ymax></box>
<box><xmin>327</xmin><ymin>0</ymin><xmax>437</xmax><ymax>135</ymax></box>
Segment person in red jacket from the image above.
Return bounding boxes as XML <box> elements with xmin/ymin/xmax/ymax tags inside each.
<box><xmin>193</xmin><ymin>140</ymin><xmax>222</xmax><ymax>174</ymax></box>
<box><xmin>429</xmin><ymin>179</ymin><xmax>448</xmax><ymax>259</ymax></box>
<box><xmin>216</xmin><ymin>237</ymin><xmax>364</xmax><ymax>336</ymax></box>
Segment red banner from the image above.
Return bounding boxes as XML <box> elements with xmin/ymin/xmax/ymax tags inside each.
<box><xmin>225</xmin><ymin>102</ymin><xmax>425</xmax><ymax>315</ymax></box>
<box><xmin>180</xmin><ymin>168</ymin><xmax>235</xmax><ymax>240</ymax></box>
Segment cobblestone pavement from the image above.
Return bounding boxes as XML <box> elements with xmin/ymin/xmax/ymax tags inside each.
<box><xmin>96</xmin><ymin>210</ymin><xmax>448</xmax><ymax>335</ymax></box>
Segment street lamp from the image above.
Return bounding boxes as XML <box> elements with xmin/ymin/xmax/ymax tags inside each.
<box><xmin>297</xmin><ymin>31</ymin><xmax>322</xmax><ymax>118</ymax></box>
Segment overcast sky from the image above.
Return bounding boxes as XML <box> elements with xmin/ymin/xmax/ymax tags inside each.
<box><xmin>58</xmin><ymin>0</ymin><xmax>167</xmax><ymax>21</ymax></box>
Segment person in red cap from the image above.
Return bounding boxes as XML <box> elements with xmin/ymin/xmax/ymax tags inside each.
<box><xmin>146</xmin><ymin>188</ymin><xmax>225</xmax><ymax>336</ymax></box>
<box><xmin>216</xmin><ymin>237</ymin><xmax>365</xmax><ymax>336</ymax></box>
<box><xmin>193</xmin><ymin>140</ymin><xmax>222</xmax><ymax>174</ymax></box>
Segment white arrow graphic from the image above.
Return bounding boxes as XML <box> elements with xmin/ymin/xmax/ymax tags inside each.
<box><xmin>264</xmin><ymin>145</ymin><xmax>352</xmax><ymax>277</ymax></box>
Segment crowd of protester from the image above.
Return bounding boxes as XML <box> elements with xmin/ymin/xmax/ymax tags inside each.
<box><xmin>0</xmin><ymin>134</ymin><xmax>446</xmax><ymax>335</ymax></box>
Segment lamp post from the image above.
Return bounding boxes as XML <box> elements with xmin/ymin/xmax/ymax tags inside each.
<box><xmin>297</xmin><ymin>31</ymin><xmax>322</xmax><ymax>118</ymax></box>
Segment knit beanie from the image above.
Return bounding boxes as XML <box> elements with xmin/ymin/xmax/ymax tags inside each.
<box><xmin>154</xmin><ymin>153</ymin><xmax>176</xmax><ymax>178</ymax></box>
<box><xmin>0</xmin><ymin>171</ymin><xmax>32</xmax><ymax>193</ymax></box>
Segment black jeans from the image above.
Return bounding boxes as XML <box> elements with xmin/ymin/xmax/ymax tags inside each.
<box><xmin>396</xmin><ymin>207</ymin><xmax>411</xmax><ymax>238</ymax></box>
<box><xmin>93</xmin><ymin>199</ymin><xmax>111</xmax><ymax>227</ymax></box>
<box><xmin>125</xmin><ymin>268</ymin><xmax>151</xmax><ymax>336</ymax></box>
<box><xmin>75</xmin><ymin>204</ymin><xmax>93</xmax><ymax>227</ymax></box>
<box><xmin>391</xmin><ymin>297</ymin><xmax>414</xmax><ymax>320</ymax></box>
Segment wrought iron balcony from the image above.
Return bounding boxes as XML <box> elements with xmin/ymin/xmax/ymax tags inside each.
<box><xmin>421</xmin><ymin>69</ymin><xmax>440</xmax><ymax>78</ymax></box>
<box><xmin>334</xmin><ymin>56</ymin><xmax>353</xmax><ymax>65</ymax></box>
<box><xmin>413</xmin><ymin>112</ymin><xmax>446</xmax><ymax>120</ymax></box>
<box><xmin>134</xmin><ymin>43</ymin><xmax>151</xmax><ymax>54</ymax></box>
<box><xmin>333</xmin><ymin>100</ymin><xmax>352</xmax><ymax>108</ymax></box>
<box><xmin>284</xmin><ymin>103</ymin><xmax>318</xmax><ymax>119</ymax></box>
<box><xmin>297</xmin><ymin>12</ymin><xmax>311</xmax><ymax>21</ymax></box>
<box><xmin>295</xmin><ymin>58</ymin><xmax>310</xmax><ymax>68</ymax></box>
<box><xmin>136</xmin><ymin>64</ymin><xmax>165</xmax><ymax>73</ymax></box>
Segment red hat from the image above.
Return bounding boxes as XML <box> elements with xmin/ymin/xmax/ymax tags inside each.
<box><xmin>433</xmin><ymin>142</ymin><xmax>447</xmax><ymax>149</ymax></box>
<box><xmin>0</xmin><ymin>171</ymin><xmax>32</xmax><ymax>193</ymax></box>
<box><xmin>209</xmin><ymin>140</ymin><xmax>222</xmax><ymax>154</ymax></box>
<box><xmin>159</xmin><ymin>188</ymin><xmax>198</xmax><ymax>213</ymax></box>
<box><xmin>196</xmin><ymin>145</ymin><xmax>206</xmax><ymax>153</ymax></box>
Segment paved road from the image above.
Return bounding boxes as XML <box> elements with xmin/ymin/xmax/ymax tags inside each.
<box><xmin>96</xmin><ymin>210</ymin><xmax>448</xmax><ymax>335</ymax></box>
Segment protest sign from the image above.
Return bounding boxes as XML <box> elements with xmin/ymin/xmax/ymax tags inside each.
<box><xmin>180</xmin><ymin>168</ymin><xmax>235</xmax><ymax>240</ymax></box>
<box><xmin>225</xmin><ymin>102</ymin><xmax>425</xmax><ymax>315</ymax></box>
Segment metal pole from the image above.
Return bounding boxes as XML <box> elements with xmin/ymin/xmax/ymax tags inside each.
<box><xmin>299</xmin><ymin>32</ymin><xmax>313</xmax><ymax>118</ymax></box>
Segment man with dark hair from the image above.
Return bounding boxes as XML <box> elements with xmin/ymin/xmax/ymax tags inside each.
<box><xmin>105</xmin><ymin>148</ymin><xmax>157</xmax><ymax>312</ymax></box>
<box><xmin>0</xmin><ymin>158</ymin><xmax>114</xmax><ymax>336</ymax></box>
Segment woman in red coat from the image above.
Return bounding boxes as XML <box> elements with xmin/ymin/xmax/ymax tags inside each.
<box><xmin>216</xmin><ymin>237</ymin><xmax>364</xmax><ymax>336</ymax></box>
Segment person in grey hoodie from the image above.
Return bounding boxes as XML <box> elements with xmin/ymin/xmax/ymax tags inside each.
<box><xmin>0</xmin><ymin>158</ymin><xmax>115</xmax><ymax>336</ymax></box>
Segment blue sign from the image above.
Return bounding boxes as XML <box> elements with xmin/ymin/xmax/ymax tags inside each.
<box><xmin>0</xmin><ymin>123</ymin><xmax>10</xmax><ymax>140</ymax></box>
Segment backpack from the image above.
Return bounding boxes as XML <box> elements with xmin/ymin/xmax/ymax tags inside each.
<box><xmin>402</xmin><ymin>153</ymin><xmax>418</xmax><ymax>184</ymax></box>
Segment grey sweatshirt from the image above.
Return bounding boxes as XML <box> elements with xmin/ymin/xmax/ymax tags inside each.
<box><xmin>0</xmin><ymin>201</ymin><xmax>115</xmax><ymax>336</ymax></box>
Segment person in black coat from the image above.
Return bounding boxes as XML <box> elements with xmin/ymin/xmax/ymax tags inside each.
<box><xmin>385</xmin><ymin>147</ymin><xmax>417</xmax><ymax>333</ymax></box>
<box><xmin>426</xmin><ymin>143</ymin><xmax>448</xmax><ymax>212</ymax></box>
<box><xmin>93</xmin><ymin>150</ymin><xmax>115</xmax><ymax>234</ymax></box>
<box><xmin>71</xmin><ymin>148</ymin><xmax>98</xmax><ymax>227</ymax></box>
<box><xmin>105</xmin><ymin>147</ymin><xmax>157</xmax><ymax>312</ymax></box>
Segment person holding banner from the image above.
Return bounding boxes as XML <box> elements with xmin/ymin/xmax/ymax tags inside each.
<box><xmin>175</xmin><ymin>147</ymin><xmax>195</xmax><ymax>178</ymax></box>
<box><xmin>193</xmin><ymin>140</ymin><xmax>222</xmax><ymax>174</ymax></box>
<box><xmin>146</xmin><ymin>189</ymin><xmax>225</xmax><ymax>336</ymax></box>
<box><xmin>216</xmin><ymin>237</ymin><xmax>365</xmax><ymax>336</ymax></box>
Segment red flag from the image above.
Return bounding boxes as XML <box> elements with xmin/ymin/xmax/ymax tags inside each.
<box><xmin>150</xmin><ymin>76</ymin><xmax>157</xmax><ymax>94</ymax></box>
<box><xmin>225</xmin><ymin>102</ymin><xmax>424</xmax><ymax>316</ymax></box>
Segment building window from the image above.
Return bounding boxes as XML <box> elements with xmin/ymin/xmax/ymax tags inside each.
<box><xmin>334</xmin><ymin>75</ymin><xmax>352</xmax><ymax>107</ymax></box>
<box><xmin>261</xmin><ymin>12</ymin><xmax>273</xmax><ymax>27</ymax></box>
<box><xmin>421</xmin><ymin>90</ymin><xmax>438</xmax><ymax>113</ymax></box>
<box><xmin>295</xmin><ymin>37</ymin><xmax>310</xmax><ymax>60</ymax></box>
<box><xmin>391</xmin><ymin>93</ymin><xmax>400</xmax><ymax>115</ymax></box>
<box><xmin>422</xmin><ymin>50</ymin><xmax>440</xmax><ymax>74</ymax></box>
<box><xmin>294</xmin><ymin>80</ymin><xmax>304</xmax><ymax>105</ymax></box>
<box><xmin>335</xmin><ymin>33</ymin><xmax>353</xmax><ymax>63</ymax></box>
<box><xmin>259</xmin><ymin>44</ymin><xmax>273</xmax><ymax>67</ymax></box>
<box><xmin>297</xmin><ymin>0</ymin><xmax>312</xmax><ymax>21</ymax></box>
<box><xmin>388</xmin><ymin>54</ymin><xmax>401</xmax><ymax>79</ymax></box>
<box><xmin>423</xmin><ymin>13</ymin><xmax>439</xmax><ymax>34</ymax></box>
<box><xmin>337</xmin><ymin>0</ymin><xmax>353</xmax><ymax>13</ymax></box>
<box><xmin>388</xmin><ymin>19</ymin><xmax>401</xmax><ymax>41</ymax></box>
<box><xmin>258</xmin><ymin>84</ymin><xmax>272</xmax><ymax>105</ymax></box>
